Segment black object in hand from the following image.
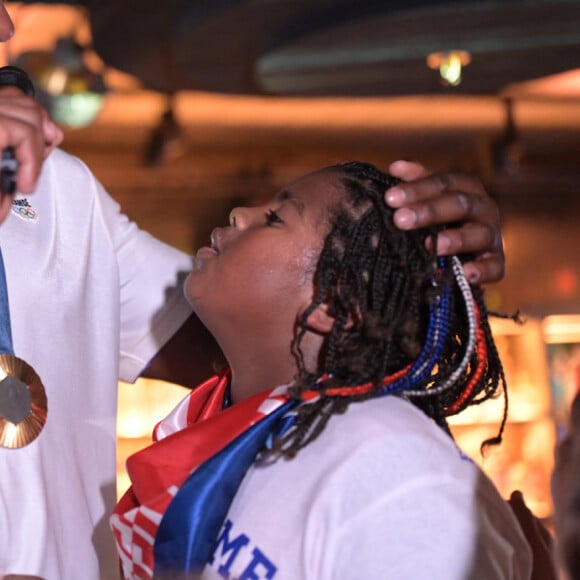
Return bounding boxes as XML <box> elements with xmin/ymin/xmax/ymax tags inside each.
<box><xmin>0</xmin><ymin>66</ymin><xmax>36</xmax><ymax>196</ymax></box>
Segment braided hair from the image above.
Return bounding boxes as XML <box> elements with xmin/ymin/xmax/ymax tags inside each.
<box><xmin>274</xmin><ymin>161</ymin><xmax>508</xmax><ymax>458</ymax></box>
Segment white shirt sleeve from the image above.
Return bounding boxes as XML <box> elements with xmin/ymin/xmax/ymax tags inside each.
<box><xmin>92</xmin><ymin>169</ymin><xmax>194</xmax><ymax>382</ymax></box>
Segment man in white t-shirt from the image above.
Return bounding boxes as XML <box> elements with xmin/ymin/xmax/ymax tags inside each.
<box><xmin>0</xmin><ymin>149</ymin><xmax>201</xmax><ymax>579</ymax></box>
<box><xmin>0</xmin><ymin>2</ymin><xmax>508</xmax><ymax>579</ymax></box>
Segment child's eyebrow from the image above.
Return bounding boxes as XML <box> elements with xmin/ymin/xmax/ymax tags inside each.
<box><xmin>275</xmin><ymin>189</ymin><xmax>305</xmax><ymax>217</ymax></box>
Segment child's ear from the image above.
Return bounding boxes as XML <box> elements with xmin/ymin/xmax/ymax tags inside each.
<box><xmin>303</xmin><ymin>303</ymin><xmax>336</xmax><ymax>334</ymax></box>
<box><xmin>302</xmin><ymin>303</ymin><xmax>357</xmax><ymax>334</ymax></box>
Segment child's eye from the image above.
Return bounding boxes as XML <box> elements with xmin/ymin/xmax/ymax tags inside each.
<box><xmin>266</xmin><ymin>209</ymin><xmax>283</xmax><ymax>225</ymax></box>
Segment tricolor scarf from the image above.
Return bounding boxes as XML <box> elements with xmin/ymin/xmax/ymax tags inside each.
<box><xmin>111</xmin><ymin>370</ymin><xmax>297</xmax><ymax>579</ymax></box>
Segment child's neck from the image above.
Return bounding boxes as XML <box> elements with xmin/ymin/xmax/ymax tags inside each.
<box><xmin>226</xmin><ymin>333</ymin><xmax>322</xmax><ymax>404</ymax></box>
<box><xmin>229</xmin><ymin>364</ymin><xmax>294</xmax><ymax>403</ymax></box>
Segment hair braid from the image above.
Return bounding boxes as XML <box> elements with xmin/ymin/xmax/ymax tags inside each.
<box><xmin>273</xmin><ymin>161</ymin><xmax>508</xmax><ymax>458</ymax></box>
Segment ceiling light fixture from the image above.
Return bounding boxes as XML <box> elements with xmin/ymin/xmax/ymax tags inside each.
<box><xmin>11</xmin><ymin>36</ymin><xmax>107</xmax><ymax>129</ymax></box>
<box><xmin>427</xmin><ymin>50</ymin><xmax>471</xmax><ymax>86</ymax></box>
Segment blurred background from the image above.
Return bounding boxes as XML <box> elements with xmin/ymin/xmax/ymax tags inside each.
<box><xmin>3</xmin><ymin>0</ymin><xmax>580</xmax><ymax>522</ymax></box>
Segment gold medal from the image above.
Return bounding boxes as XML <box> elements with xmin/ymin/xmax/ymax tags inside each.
<box><xmin>0</xmin><ymin>243</ymin><xmax>48</xmax><ymax>448</ymax></box>
<box><xmin>0</xmin><ymin>354</ymin><xmax>47</xmax><ymax>448</ymax></box>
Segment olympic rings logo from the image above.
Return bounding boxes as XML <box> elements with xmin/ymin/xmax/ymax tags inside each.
<box><xmin>12</xmin><ymin>204</ymin><xmax>38</xmax><ymax>221</ymax></box>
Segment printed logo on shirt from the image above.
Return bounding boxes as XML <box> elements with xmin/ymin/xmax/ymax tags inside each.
<box><xmin>11</xmin><ymin>198</ymin><xmax>39</xmax><ymax>222</ymax></box>
<box><xmin>207</xmin><ymin>519</ymin><xmax>278</xmax><ymax>579</ymax></box>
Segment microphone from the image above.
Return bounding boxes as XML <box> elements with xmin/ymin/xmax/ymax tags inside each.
<box><xmin>0</xmin><ymin>66</ymin><xmax>36</xmax><ymax>196</ymax></box>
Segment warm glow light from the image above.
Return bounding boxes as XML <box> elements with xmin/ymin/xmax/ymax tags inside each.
<box><xmin>450</xmin><ymin>316</ymin><xmax>555</xmax><ymax>519</ymax></box>
<box><xmin>450</xmin><ymin>317</ymin><xmax>552</xmax><ymax>425</ymax></box>
<box><xmin>117</xmin><ymin>378</ymin><xmax>189</xmax><ymax>439</ymax></box>
<box><xmin>117</xmin><ymin>378</ymin><xmax>190</xmax><ymax>497</ymax></box>
<box><xmin>554</xmin><ymin>268</ymin><xmax>577</xmax><ymax>297</ymax></box>
<box><xmin>427</xmin><ymin>50</ymin><xmax>472</xmax><ymax>86</ymax></box>
<box><xmin>43</xmin><ymin>67</ymin><xmax>68</xmax><ymax>94</ymax></box>
<box><xmin>504</xmin><ymin>68</ymin><xmax>580</xmax><ymax>99</ymax></box>
<box><xmin>543</xmin><ymin>315</ymin><xmax>580</xmax><ymax>344</ymax></box>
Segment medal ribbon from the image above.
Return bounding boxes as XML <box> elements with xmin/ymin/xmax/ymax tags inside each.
<box><xmin>0</xmin><ymin>246</ymin><xmax>47</xmax><ymax>447</ymax></box>
<box><xmin>0</xmin><ymin>248</ymin><xmax>14</xmax><ymax>355</ymax></box>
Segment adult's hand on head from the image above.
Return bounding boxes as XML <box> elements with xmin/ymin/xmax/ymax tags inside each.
<box><xmin>0</xmin><ymin>87</ymin><xmax>63</xmax><ymax>224</ymax></box>
<box><xmin>385</xmin><ymin>160</ymin><xmax>504</xmax><ymax>285</ymax></box>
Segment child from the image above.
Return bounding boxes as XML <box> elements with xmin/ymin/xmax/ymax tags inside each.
<box><xmin>112</xmin><ymin>162</ymin><xmax>532</xmax><ymax>579</ymax></box>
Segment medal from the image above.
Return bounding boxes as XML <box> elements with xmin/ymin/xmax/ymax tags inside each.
<box><xmin>0</xmin><ymin>249</ymin><xmax>47</xmax><ymax>448</ymax></box>
<box><xmin>0</xmin><ymin>354</ymin><xmax>47</xmax><ymax>448</ymax></box>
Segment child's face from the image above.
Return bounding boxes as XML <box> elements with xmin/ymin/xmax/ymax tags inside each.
<box><xmin>185</xmin><ymin>169</ymin><xmax>344</xmax><ymax>357</ymax></box>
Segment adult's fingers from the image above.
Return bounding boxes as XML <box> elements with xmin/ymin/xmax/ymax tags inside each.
<box><xmin>384</xmin><ymin>164</ymin><xmax>505</xmax><ymax>284</ymax></box>
<box><xmin>0</xmin><ymin>93</ymin><xmax>54</xmax><ymax>193</ymax></box>
<box><xmin>390</xmin><ymin>190</ymin><xmax>497</xmax><ymax>230</ymax></box>
<box><xmin>386</xmin><ymin>171</ymin><xmax>488</xmax><ymax>209</ymax></box>
<box><xmin>431</xmin><ymin>221</ymin><xmax>499</xmax><ymax>255</ymax></box>
<box><xmin>388</xmin><ymin>159</ymin><xmax>430</xmax><ymax>182</ymax></box>
<box><xmin>0</xmin><ymin>121</ymin><xmax>44</xmax><ymax>194</ymax></box>
<box><xmin>430</xmin><ymin>221</ymin><xmax>504</xmax><ymax>284</ymax></box>
<box><xmin>461</xmin><ymin>255</ymin><xmax>505</xmax><ymax>285</ymax></box>
<box><xmin>392</xmin><ymin>193</ymin><xmax>503</xmax><ymax>284</ymax></box>
<box><xmin>41</xmin><ymin>108</ymin><xmax>63</xmax><ymax>157</ymax></box>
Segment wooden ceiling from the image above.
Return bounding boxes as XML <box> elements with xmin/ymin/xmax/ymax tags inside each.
<box><xmin>3</xmin><ymin>1</ymin><xmax>580</xmax><ymax>208</ymax></box>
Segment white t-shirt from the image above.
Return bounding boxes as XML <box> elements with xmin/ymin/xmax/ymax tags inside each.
<box><xmin>0</xmin><ymin>149</ymin><xmax>193</xmax><ymax>580</ymax></box>
<box><xmin>203</xmin><ymin>395</ymin><xmax>532</xmax><ymax>580</ymax></box>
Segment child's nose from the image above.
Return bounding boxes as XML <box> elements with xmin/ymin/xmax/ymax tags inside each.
<box><xmin>228</xmin><ymin>207</ymin><xmax>252</xmax><ymax>228</ymax></box>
